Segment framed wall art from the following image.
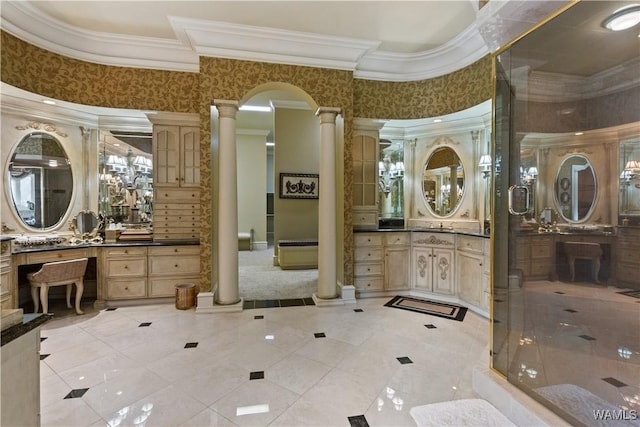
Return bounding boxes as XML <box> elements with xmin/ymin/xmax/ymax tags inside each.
<box><xmin>279</xmin><ymin>173</ymin><xmax>319</xmax><ymax>199</ymax></box>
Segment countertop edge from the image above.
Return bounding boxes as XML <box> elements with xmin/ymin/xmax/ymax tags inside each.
<box><xmin>354</xmin><ymin>228</ymin><xmax>490</xmax><ymax>238</ymax></box>
<box><xmin>1</xmin><ymin>313</ymin><xmax>52</xmax><ymax>347</ymax></box>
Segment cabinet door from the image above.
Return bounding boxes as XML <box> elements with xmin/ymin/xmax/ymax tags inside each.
<box><xmin>457</xmin><ymin>251</ymin><xmax>483</xmax><ymax>305</ymax></box>
<box><xmin>352</xmin><ymin>134</ymin><xmax>378</xmax><ymax>207</ymax></box>
<box><xmin>154</xmin><ymin>125</ymin><xmax>180</xmax><ymax>186</ymax></box>
<box><xmin>412</xmin><ymin>248</ymin><xmax>433</xmax><ymax>291</ymax></box>
<box><xmin>180</xmin><ymin>126</ymin><xmax>200</xmax><ymax>187</ymax></box>
<box><xmin>385</xmin><ymin>246</ymin><xmax>410</xmax><ymax>290</ymax></box>
<box><xmin>432</xmin><ymin>248</ymin><xmax>454</xmax><ymax>295</ymax></box>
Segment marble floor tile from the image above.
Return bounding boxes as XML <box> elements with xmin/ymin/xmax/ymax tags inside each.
<box><xmin>173</xmin><ymin>362</ymin><xmax>248</xmax><ymax>407</ymax></box>
<box><xmin>40</xmin><ymin>395</ymin><xmax>102</xmax><ymax>427</ymax></box>
<box><xmin>180</xmin><ymin>408</ymin><xmax>236</xmax><ymax>427</ymax></box>
<box><xmin>56</xmin><ymin>353</ymin><xmax>141</xmax><ymax>390</ymax></box>
<box><xmin>266</xmin><ymin>353</ymin><xmax>332</xmax><ymax>395</ymax></box>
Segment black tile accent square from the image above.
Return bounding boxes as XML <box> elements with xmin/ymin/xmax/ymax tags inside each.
<box><xmin>303</xmin><ymin>297</ymin><xmax>315</xmax><ymax>306</ymax></box>
<box><xmin>40</xmin><ymin>337</ymin><xmax>48</xmax><ymax>342</ymax></box>
<box><xmin>105</xmin><ymin>307</ymin><xmax>118</xmax><ymax>311</ymax></box>
<box><xmin>602</xmin><ymin>377</ymin><xmax>628</xmax><ymax>388</ymax></box>
<box><xmin>254</xmin><ymin>315</ymin><xmax>264</xmax><ymax>320</ymax></box>
<box><xmin>579</xmin><ymin>334</ymin><xmax>596</xmax><ymax>341</ymax></box>
<box><xmin>397</xmin><ymin>356</ymin><xmax>413</xmax><ymax>364</ymax></box>
<box><xmin>354</xmin><ymin>308</ymin><xmax>364</xmax><ymax>312</ymax></box>
<box><xmin>564</xmin><ymin>309</ymin><xmax>578</xmax><ymax>313</ymax></box>
<box><xmin>424</xmin><ymin>324</ymin><xmax>437</xmax><ymax>329</ymax></box>
<box><xmin>255</xmin><ymin>300</ymin><xmax>280</xmax><ymax>309</ymax></box>
<box><xmin>40</xmin><ymin>354</ymin><xmax>50</xmax><ymax>360</ymax></box>
<box><xmin>314</xmin><ymin>332</ymin><xmax>326</xmax><ymax>338</ymax></box>
<box><xmin>250</xmin><ymin>371</ymin><xmax>264</xmax><ymax>380</ymax></box>
<box><xmin>280</xmin><ymin>298</ymin><xmax>305</xmax><ymax>307</ymax></box>
<box><xmin>139</xmin><ymin>322</ymin><xmax>152</xmax><ymax>327</ymax></box>
<box><xmin>243</xmin><ymin>300</ymin><xmax>256</xmax><ymax>310</ymax></box>
<box><xmin>348</xmin><ymin>414</ymin><xmax>369</xmax><ymax>427</ymax></box>
<box><xmin>184</xmin><ymin>342</ymin><xmax>198</xmax><ymax>349</ymax></box>
<box><xmin>64</xmin><ymin>388</ymin><xmax>89</xmax><ymax>399</ymax></box>
<box><xmin>554</xmin><ymin>291</ymin><xmax>566</xmax><ymax>295</ymax></box>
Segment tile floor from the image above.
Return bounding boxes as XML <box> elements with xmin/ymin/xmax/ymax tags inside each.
<box><xmin>39</xmin><ymin>297</ymin><xmax>489</xmax><ymax>426</ymax></box>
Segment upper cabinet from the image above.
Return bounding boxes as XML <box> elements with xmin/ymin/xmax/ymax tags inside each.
<box><xmin>352</xmin><ymin>119</ymin><xmax>385</xmax><ymax>229</ymax></box>
<box><xmin>153</xmin><ymin>124</ymin><xmax>200</xmax><ymax>188</ymax></box>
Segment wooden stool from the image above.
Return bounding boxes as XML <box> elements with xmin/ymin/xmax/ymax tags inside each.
<box><xmin>563</xmin><ymin>242</ymin><xmax>603</xmax><ymax>284</ymax></box>
<box><xmin>27</xmin><ymin>258</ymin><xmax>88</xmax><ymax>314</ymax></box>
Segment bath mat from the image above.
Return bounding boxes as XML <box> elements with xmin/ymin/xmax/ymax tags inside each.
<box><xmin>617</xmin><ymin>290</ymin><xmax>640</xmax><ymax>299</ymax></box>
<box><xmin>384</xmin><ymin>295</ymin><xmax>467</xmax><ymax>321</ymax></box>
<box><xmin>410</xmin><ymin>399</ymin><xmax>515</xmax><ymax>426</ymax></box>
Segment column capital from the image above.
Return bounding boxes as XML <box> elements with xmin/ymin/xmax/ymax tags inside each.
<box><xmin>214</xmin><ymin>100</ymin><xmax>239</xmax><ymax>119</ymax></box>
<box><xmin>315</xmin><ymin>107</ymin><xmax>341</xmax><ymax>124</ymax></box>
<box><xmin>408</xmin><ymin>137</ymin><xmax>418</xmax><ymax>147</ymax></box>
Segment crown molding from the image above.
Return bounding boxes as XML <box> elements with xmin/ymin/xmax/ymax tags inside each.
<box><xmin>0</xmin><ymin>0</ymin><xmax>572</xmax><ymax>83</ymax></box>
<box><xmin>0</xmin><ymin>1</ymin><xmax>199</xmax><ymax>72</ymax></box>
<box><xmin>270</xmin><ymin>100</ymin><xmax>313</xmax><ymax>111</ymax></box>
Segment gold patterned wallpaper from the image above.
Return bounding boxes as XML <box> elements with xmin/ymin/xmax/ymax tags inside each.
<box><xmin>353</xmin><ymin>56</ymin><xmax>492</xmax><ymax>119</ymax></box>
<box><xmin>1</xmin><ymin>30</ymin><xmax>493</xmax><ymax>293</ymax></box>
<box><xmin>1</xmin><ymin>32</ymin><xmax>198</xmax><ymax>113</ymax></box>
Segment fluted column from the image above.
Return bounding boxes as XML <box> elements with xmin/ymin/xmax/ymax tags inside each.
<box><xmin>215</xmin><ymin>100</ymin><xmax>240</xmax><ymax>305</ymax></box>
<box><xmin>315</xmin><ymin>107</ymin><xmax>341</xmax><ymax>300</ymax></box>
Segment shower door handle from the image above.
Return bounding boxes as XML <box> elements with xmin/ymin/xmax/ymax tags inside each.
<box><xmin>508</xmin><ymin>185</ymin><xmax>529</xmax><ymax>215</ymax></box>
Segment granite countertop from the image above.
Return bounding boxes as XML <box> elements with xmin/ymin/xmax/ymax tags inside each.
<box><xmin>1</xmin><ymin>312</ymin><xmax>52</xmax><ymax>347</ymax></box>
<box><xmin>354</xmin><ymin>228</ymin><xmax>489</xmax><ymax>238</ymax></box>
<box><xmin>12</xmin><ymin>239</ymin><xmax>200</xmax><ymax>254</ymax></box>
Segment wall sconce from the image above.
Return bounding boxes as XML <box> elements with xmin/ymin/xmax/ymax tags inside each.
<box><xmin>379</xmin><ymin>156</ymin><xmax>404</xmax><ymax>197</ymax></box>
<box><xmin>624</xmin><ymin>160</ymin><xmax>640</xmax><ymax>178</ymax></box>
<box><xmin>478</xmin><ymin>154</ymin><xmax>492</xmax><ymax>178</ymax></box>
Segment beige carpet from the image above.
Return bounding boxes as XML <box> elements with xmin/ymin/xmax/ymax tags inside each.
<box><xmin>410</xmin><ymin>399</ymin><xmax>516</xmax><ymax>427</ymax></box>
<box><xmin>239</xmin><ymin>248</ymin><xmax>318</xmax><ymax>300</ymax></box>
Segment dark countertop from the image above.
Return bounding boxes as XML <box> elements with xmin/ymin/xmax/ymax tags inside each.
<box><xmin>354</xmin><ymin>228</ymin><xmax>489</xmax><ymax>238</ymax></box>
<box><xmin>1</xmin><ymin>313</ymin><xmax>52</xmax><ymax>347</ymax></box>
<box><xmin>12</xmin><ymin>240</ymin><xmax>200</xmax><ymax>254</ymax></box>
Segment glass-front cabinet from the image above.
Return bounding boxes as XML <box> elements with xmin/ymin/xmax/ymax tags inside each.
<box><xmin>493</xmin><ymin>2</ymin><xmax>640</xmax><ymax>425</ymax></box>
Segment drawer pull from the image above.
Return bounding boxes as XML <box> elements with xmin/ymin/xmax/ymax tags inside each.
<box><xmin>174</xmin><ymin>248</ymin><xmax>179</xmax><ymax>252</ymax></box>
<box><xmin>367</xmin><ymin>268</ymin><xmax>371</xmax><ymax>272</ymax></box>
<box><xmin>368</xmin><ymin>253</ymin><xmax>371</xmax><ymax>257</ymax></box>
<box><xmin>124</xmin><ymin>250</ymin><xmax>128</xmax><ymax>254</ymax></box>
<box><xmin>124</xmin><ymin>265</ymin><xmax>128</xmax><ymax>269</ymax></box>
<box><xmin>367</xmin><ymin>238</ymin><xmax>371</xmax><ymax>242</ymax></box>
<box><xmin>125</xmin><ymin>287</ymin><xmax>129</xmax><ymax>290</ymax></box>
<box><xmin>175</xmin><ymin>264</ymin><xmax>179</xmax><ymax>268</ymax></box>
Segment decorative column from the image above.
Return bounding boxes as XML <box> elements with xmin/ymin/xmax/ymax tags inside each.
<box><xmin>215</xmin><ymin>100</ymin><xmax>241</xmax><ymax>306</ymax></box>
<box><xmin>315</xmin><ymin>107</ymin><xmax>341</xmax><ymax>302</ymax></box>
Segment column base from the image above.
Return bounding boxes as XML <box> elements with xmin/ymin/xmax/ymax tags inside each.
<box><xmin>196</xmin><ymin>293</ymin><xmax>244</xmax><ymax>313</ymax></box>
<box><xmin>312</xmin><ymin>293</ymin><xmax>344</xmax><ymax>307</ymax></box>
<box><xmin>339</xmin><ymin>283</ymin><xmax>357</xmax><ymax>304</ymax></box>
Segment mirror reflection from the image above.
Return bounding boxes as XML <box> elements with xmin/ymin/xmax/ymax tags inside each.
<box><xmin>8</xmin><ymin>132</ymin><xmax>73</xmax><ymax>229</ymax></box>
<box><xmin>98</xmin><ymin>130</ymin><xmax>153</xmax><ymax>224</ymax></box>
<box><xmin>555</xmin><ymin>154</ymin><xmax>596</xmax><ymax>222</ymax></box>
<box><xmin>378</xmin><ymin>138</ymin><xmax>404</xmax><ymax>222</ymax></box>
<box><xmin>423</xmin><ymin>147</ymin><xmax>464</xmax><ymax>216</ymax></box>
<box><xmin>70</xmin><ymin>210</ymin><xmax>103</xmax><ymax>244</ymax></box>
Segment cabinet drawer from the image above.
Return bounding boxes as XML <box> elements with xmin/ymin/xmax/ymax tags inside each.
<box><xmin>617</xmin><ymin>263</ymin><xmax>640</xmax><ymax>284</ymax></box>
<box><xmin>411</xmin><ymin>232</ymin><xmax>455</xmax><ymax>246</ymax></box>
<box><xmin>149</xmin><ymin>256</ymin><xmax>200</xmax><ymax>275</ymax></box>
<box><xmin>153</xmin><ymin>231</ymin><xmax>200</xmax><ymax>241</ymax></box>
<box><xmin>105</xmin><ymin>258</ymin><xmax>146</xmax><ymax>277</ymax></box>
<box><xmin>104</xmin><ymin>247</ymin><xmax>147</xmax><ymax>257</ymax></box>
<box><xmin>384</xmin><ymin>233</ymin><xmax>409</xmax><ymax>246</ymax></box>
<box><xmin>618</xmin><ymin>250</ymin><xmax>637</xmax><ymax>264</ymax></box>
<box><xmin>107</xmin><ymin>279</ymin><xmax>146</xmax><ymax>299</ymax></box>
<box><xmin>154</xmin><ymin>203</ymin><xmax>200</xmax><ymax>212</ymax></box>
<box><xmin>25</xmin><ymin>248</ymin><xmax>91</xmax><ymax>264</ymax></box>
<box><xmin>354</xmin><ymin>234</ymin><xmax>383</xmax><ymax>247</ymax></box>
<box><xmin>456</xmin><ymin>235</ymin><xmax>484</xmax><ymax>253</ymax></box>
<box><xmin>354</xmin><ymin>263</ymin><xmax>383</xmax><ymax>276</ymax></box>
<box><xmin>152</xmin><ymin>215</ymin><xmax>199</xmax><ymax>225</ymax></box>
<box><xmin>352</xmin><ymin>212</ymin><xmax>377</xmax><ymax>227</ymax></box>
<box><xmin>154</xmin><ymin>188</ymin><xmax>200</xmax><ymax>202</ymax></box>
<box><xmin>148</xmin><ymin>277</ymin><xmax>198</xmax><ymax>297</ymax></box>
<box><xmin>148</xmin><ymin>246</ymin><xmax>200</xmax><ymax>256</ymax></box>
<box><xmin>355</xmin><ymin>248</ymin><xmax>383</xmax><ymax>262</ymax></box>
<box><xmin>354</xmin><ymin>277</ymin><xmax>383</xmax><ymax>291</ymax></box>
<box><xmin>530</xmin><ymin>262</ymin><xmax>552</xmax><ymax>277</ymax></box>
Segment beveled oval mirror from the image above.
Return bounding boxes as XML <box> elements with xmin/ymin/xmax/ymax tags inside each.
<box><xmin>8</xmin><ymin>132</ymin><xmax>73</xmax><ymax>230</ymax></box>
<box><xmin>423</xmin><ymin>147</ymin><xmax>465</xmax><ymax>216</ymax></box>
<box><xmin>554</xmin><ymin>154</ymin><xmax>596</xmax><ymax>222</ymax></box>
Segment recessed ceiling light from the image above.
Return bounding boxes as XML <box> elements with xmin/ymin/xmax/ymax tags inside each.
<box><xmin>266</xmin><ymin>142</ymin><xmax>275</xmax><ymax>146</ymax></box>
<box><xmin>239</xmin><ymin>105</ymin><xmax>271</xmax><ymax>112</ymax></box>
<box><xmin>575</xmin><ymin>132</ymin><xmax>584</xmax><ymax>136</ymax></box>
<box><xmin>603</xmin><ymin>5</ymin><xmax>640</xmax><ymax>31</ymax></box>
<box><xmin>42</xmin><ymin>99</ymin><xmax>56</xmax><ymax>105</ymax></box>
<box><xmin>433</xmin><ymin>119</ymin><xmax>442</xmax><ymax>123</ymax></box>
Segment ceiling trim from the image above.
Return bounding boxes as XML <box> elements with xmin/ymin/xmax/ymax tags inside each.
<box><xmin>0</xmin><ymin>0</ymin><xmax>571</xmax><ymax>82</ymax></box>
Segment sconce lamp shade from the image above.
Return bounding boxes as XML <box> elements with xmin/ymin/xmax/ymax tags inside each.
<box><xmin>624</xmin><ymin>160</ymin><xmax>640</xmax><ymax>171</ymax></box>
<box><xmin>527</xmin><ymin>166</ymin><xmax>538</xmax><ymax>178</ymax></box>
<box><xmin>478</xmin><ymin>155</ymin><xmax>492</xmax><ymax>169</ymax></box>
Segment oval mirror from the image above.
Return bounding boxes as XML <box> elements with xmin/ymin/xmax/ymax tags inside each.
<box><xmin>423</xmin><ymin>147</ymin><xmax>465</xmax><ymax>216</ymax></box>
<box><xmin>554</xmin><ymin>154</ymin><xmax>596</xmax><ymax>222</ymax></box>
<box><xmin>8</xmin><ymin>132</ymin><xmax>73</xmax><ymax>230</ymax></box>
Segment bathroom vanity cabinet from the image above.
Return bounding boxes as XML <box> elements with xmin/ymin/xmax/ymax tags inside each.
<box><xmin>411</xmin><ymin>232</ymin><xmax>455</xmax><ymax>295</ymax></box>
